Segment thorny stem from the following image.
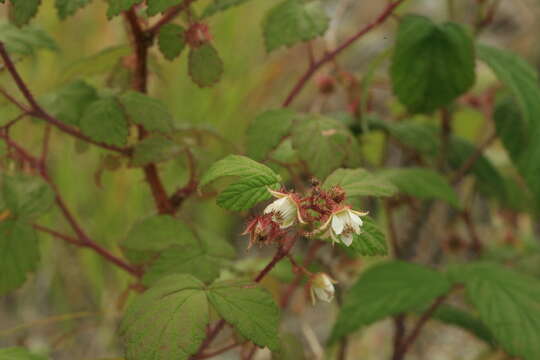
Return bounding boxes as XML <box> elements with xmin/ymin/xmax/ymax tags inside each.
<box><xmin>282</xmin><ymin>0</ymin><xmax>405</xmax><ymax>107</ymax></box>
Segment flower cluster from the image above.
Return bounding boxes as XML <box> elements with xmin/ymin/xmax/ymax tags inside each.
<box><xmin>242</xmin><ymin>182</ymin><xmax>368</xmax><ymax>304</ymax></box>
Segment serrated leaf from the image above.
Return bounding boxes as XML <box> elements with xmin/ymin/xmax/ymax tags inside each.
<box><xmin>216</xmin><ymin>175</ymin><xmax>280</xmax><ymax>211</ymax></box>
<box><xmin>323</xmin><ymin>168</ymin><xmax>397</xmax><ymax>198</ymax></box>
<box><xmin>246</xmin><ymin>109</ymin><xmax>295</xmax><ymax>161</ymax></box>
<box><xmin>157</xmin><ymin>23</ymin><xmax>186</xmax><ymax>61</ymax></box>
<box><xmin>494</xmin><ymin>97</ymin><xmax>527</xmax><ymax>162</ymax></box>
<box><xmin>106</xmin><ymin>0</ymin><xmax>142</xmax><ymax>18</ymax></box>
<box><xmin>263</xmin><ymin>0</ymin><xmax>329</xmax><ymax>52</ymax></box>
<box><xmin>431</xmin><ymin>305</ymin><xmax>495</xmax><ymax>346</ymax></box>
<box><xmin>200</xmin><ymin>155</ymin><xmax>280</xmax><ymax>189</ymax></box>
<box><xmin>80</xmin><ymin>98</ymin><xmax>128</xmax><ymax>147</ymax></box>
<box><xmin>120</xmin><ymin>274</ymin><xmax>208</xmax><ymax>360</ymax></box>
<box><xmin>1</xmin><ymin>174</ymin><xmax>55</xmax><ymax>219</ymax></box>
<box><xmin>55</xmin><ymin>0</ymin><xmax>92</xmax><ymax>19</ymax></box>
<box><xmin>202</xmin><ymin>0</ymin><xmax>253</xmax><ymax>18</ymax></box>
<box><xmin>9</xmin><ymin>0</ymin><xmax>41</xmax><ymax>26</ymax></box>
<box><xmin>345</xmin><ymin>216</ymin><xmax>388</xmax><ymax>256</ymax></box>
<box><xmin>0</xmin><ymin>22</ymin><xmax>57</xmax><ymax>56</ymax></box>
<box><xmin>147</xmin><ymin>0</ymin><xmax>183</xmax><ymax>16</ymax></box>
<box><xmin>43</xmin><ymin>81</ymin><xmax>98</xmax><ymax>126</ymax></box>
<box><xmin>188</xmin><ymin>43</ymin><xmax>224</xmax><ymax>87</ymax></box>
<box><xmin>379</xmin><ymin>167</ymin><xmax>460</xmax><ymax>208</ymax></box>
<box><xmin>329</xmin><ymin>261</ymin><xmax>451</xmax><ymax>343</ymax></box>
<box><xmin>131</xmin><ymin>136</ymin><xmax>183</xmax><ymax>167</ymax></box>
<box><xmin>0</xmin><ymin>347</ymin><xmax>47</xmax><ymax>360</ymax></box>
<box><xmin>122</xmin><ymin>215</ymin><xmax>197</xmax><ymax>264</ymax></box>
<box><xmin>391</xmin><ymin>15</ymin><xmax>475</xmax><ymax>113</ymax></box>
<box><xmin>479</xmin><ymin>44</ymin><xmax>540</xmax><ymax>210</ymax></box>
<box><xmin>143</xmin><ymin>228</ymin><xmax>235</xmax><ymax>285</ymax></box>
<box><xmin>62</xmin><ymin>45</ymin><xmax>131</xmax><ymax>82</ymax></box>
<box><xmin>0</xmin><ymin>220</ymin><xmax>40</xmax><ymax>295</ymax></box>
<box><xmin>208</xmin><ymin>280</ymin><xmax>280</xmax><ymax>351</ymax></box>
<box><xmin>119</xmin><ymin>91</ymin><xmax>173</xmax><ymax>132</ymax></box>
<box><xmin>448</xmin><ymin>263</ymin><xmax>540</xmax><ymax>360</ymax></box>
<box><xmin>292</xmin><ymin>116</ymin><xmax>359</xmax><ymax>179</ymax></box>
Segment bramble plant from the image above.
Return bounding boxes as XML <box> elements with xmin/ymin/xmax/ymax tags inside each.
<box><xmin>1</xmin><ymin>0</ymin><xmax>540</xmax><ymax>359</ymax></box>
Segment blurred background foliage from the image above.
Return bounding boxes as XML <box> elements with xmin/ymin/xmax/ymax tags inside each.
<box><xmin>1</xmin><ymin>0</ymin><xmax>539</xmax><ymax>359</ymax></box>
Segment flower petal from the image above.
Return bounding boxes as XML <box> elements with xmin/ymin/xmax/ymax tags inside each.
<box><xmin>331</xmin><ymin>213</ymin><xmax>345</xmax><ymax>235</ymax></box>
<box><xmin>341</xmin><ymin>233</ymin><xmax>354</xmax><ymax>247</ymax></box>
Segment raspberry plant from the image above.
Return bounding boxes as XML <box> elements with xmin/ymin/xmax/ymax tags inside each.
<box><xmin>1</xmin><ymin>1</ymin><xmax>540</xmax><ymax>359</ymax></box>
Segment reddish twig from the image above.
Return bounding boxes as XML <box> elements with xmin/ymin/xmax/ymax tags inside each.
<box><xmin>146</xmin><ymin>0</ymin><xmax>199</xmax><ymax>37</ymax></box>
<box><xmin>452</xmin><ymin>132</ymin><xmax>497</xmax><ymax>185</ymax></box>
<box><xmin>392</xmin><ymin>295</ymin><xmax>447</xmax><ymax>360</ymax></box>
<box><xmin>0</xmin><ymin>87</ymin><xmax>29</xmax><ymax>112</ymax></box>
<box><xmin>170</xmin><ymin>148</ymin><xmax>198</xmax><ymax>209</ymax></box>
<box><xmin>282</xmin><ymin>0</ymin><xmax>404</xmax><ymax>107</ymax></box>
<box><xmin>41</xmin><ymin>124</ymin><xmax>52</xmax><ymax>162</ymax></box>
<box><xmin>195</xmin><ymin>342</ymin><xmax>242</xmax><ymax>359</ymax></box>
<box><xmin>33</xmin><ymin>224</ymin><xmax>83</xmax><ymax>246</ymax></box>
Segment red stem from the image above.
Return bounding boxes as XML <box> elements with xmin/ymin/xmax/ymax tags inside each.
<box><xmin>282</xmin><ymin>0</ymin><xmax>404</xmax><ymax>107</ymax></box>
<box><xmin>146</xmin><ymin>0</ymin><xmax>199</xmax><ymax>37</ymax></box>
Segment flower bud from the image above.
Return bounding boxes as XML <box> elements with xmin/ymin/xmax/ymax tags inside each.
<box><xmin>310</xmin><ymin>273</ymin><xmax>337</xmax><ymax>304</ymax></box>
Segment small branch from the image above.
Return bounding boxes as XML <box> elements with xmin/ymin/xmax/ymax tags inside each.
<box><xmin>0</xmin><ymin>42</ymin><xmax>129</xmax><ymax>155</ymax></box>
<box><xmin>0</xmin><ymin>87</ymin><xmax>29</xmax><ymax>112</ymax></box>
<box><xmin>170</xmin><ymin>148</ymin><xmax>198</xmax><ymax>209</ymax></box>
<box><xmin>41</xmin><ymin>124</ymin><xmax>52</xmax><ymax>163</ymax></box>
<box><xmin>452</xmin><ymin>132</ymin><xmax>497</xmax><ymax>185</ymax></box>
<box><xmin>195</xmin><ymin>342</ymin><xmax>242</xmax><ymax>359</ymax></box>
<box><xmin>392</xmin><ymin>295</ymin><xmax>447</xmax><ymax>360</ymax></box>
<box><xmin>33</xmin><ymin>224</ymin><xmax>83</xmax><ymax>246</ymax></box>
<box><xmin>461</xmin><ymin>210</ymin><xmax>483</xmax><ymax>255</ymax></box>
<box><xmin>282</xmin><ymin>0</ymin><xmax>404</xmax><ymax>107</ymax></box>
<box><xmin>146</xmin><ymin>0</ymin><xmax>199</xmax><ymax>37</ymax></box>
<box><xmin>392</xmin><ymin>315</ymin><xmax>406</xmax><ymax>358</ymax></box>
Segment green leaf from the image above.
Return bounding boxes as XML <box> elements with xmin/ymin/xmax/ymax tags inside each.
<box><xmin>119</xmin><ymin>91</ymin><xmax>173</xmax><ymax>132</ymax></box>
<box><xmin>120</xmin><ymin>274</ymin><xmax>209</xmax><ymax>360</ymax></box>
<box><xmin>0</xmin><ymin>347</ymin><xmax>47</xmax><ymax>360</ymax></box>
<box><xmin>479</xmin><ymin>45</ymin><xmax>540</xmax><ymax>209</ymax></box>
<box><xmin>131</xmin><ymin>136</ymin><xmax>183</xmax><ymax>167</ymax></box>
<box><xmin>62</xmin><ymin>45</ymin><xmax>131</xmax><ymax>82</ymax></box>
<box><xmin>188</xmin><ymin>43</ymin><xmax>224</xmax><ymax>87</ymax></box>
<box><xmin>1</xmin><ymin>174</ymin><xmax>55</xmax><ymax>219</ymax></box>
<box><xmin>375</xmin><ymin>120</ymin><xmax>439</xmax><ymax>155</ymax></box>
<box><xmin>200</xmin><ymin>154</ymin><xmax>280</xmax><ymax>189</ymax></box>
<box><xmin>330</xmin><ymin>261</ymin><xmax>451</xmax><ymax>343</ymax></box>
<box><xmin>147</xmin><ymin>0</ymin><xmax>183</xmax><ymax>16</ymax></box>
<box><xmin>263</xmin><ymin>0</ymin><xmax>329</xmax><ymax>52</ymax></box>
<box><xmin>323</xmin><ymin>168</ymin><xmax>397</xmax><ymax>198</ymax></box>
<box><xmin>143</xmin><ymin>228</ymin><xmax>235</xmax><ymax>285</ymax></box>
<box><xmin>448</xmin><ymin>263</ymin><xmax>540</xmax><ymax>360</ymax></box>
<box><xmin>43</xmin><ymin>81</ymin><xmax>99</xmax><ymax>126</ymax></box>
<box><xmin>378</xmin><ymin>167</ymin><xmax>460</xmax><ymax>208</ymax></box>
<box><xmin>80</xmin><ymin>98</ymin><xmax>128</xmax><ymax>147</ymax></box>
<box><xmin>106</xmin><ymin>0</ymin><xmax>142</xmax><ymax>18</ymax></box>
<box><xmin>216</xmin><ymin>175</ymin><xmax>280</xmax><ymax>211</ymax></box>
<box><xmin>122</xmin><ymin>215</ymin><xmax>197</xmax><ymax>264</ymax></box>
<box><xmin>202</xmin><ymin>0</ymin><xmax>253</xmax><ymax>18</ymax></box>
<box><xmin>431</xmin><ymin>305</ymin><xmax>495</xmax><ymax>346</ymax></box>
<box><xmin>477</xmin><ymin>44</ymin><xmax>540</xmax><ymax>128</ymax></box>
<box><xmin>55</xmin><ymin>0</ymin><xmax>92</xmax><ymax>19</ymax></box>
<box><xmin>346</xmin><ymin>216</ymin><xmax>388</xmax><ymax>256</ymax></box>
<box><xmin>246</xmin><ymin>109</ymin><xmax>296</xmax><ymax>161</ymax></box>
<box><xmin>391</xmin><ymin>15</ymin><xmax>475</xmax><ymax>113</ymax></box>
<box><xmin>494</xmin><ymin>97</ymin><xmax>527</xmax><ymax>162</ymax></box>
<box><xmin>157</xmin><ymin>23</ymin><xmax>186</xmax><ymax>61</ymax></box>
<box><xmin>208</xmin><ymin>280</ymin><xmax>280</xmax><ymax>351</ymax></box>
<box><xmin>0</xmin><ymin>220</ymin><xmax>40</xmax><ymax>295</ymax></box>
<box><xmin>9</xmin><ymin>0</ymin><xmax>41</xmax><ymax>26</ymax></box>
<box><xmin>292</xmin><ymin>116</ymin><xmax>359</xmax><ymax>179</ymax></box>
<box><xmin>0</xmin><ymin>22</ymin><xmax>57</xmax><ymax>56</ymax></box>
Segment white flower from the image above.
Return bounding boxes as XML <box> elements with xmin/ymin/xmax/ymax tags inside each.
<box><xmin>263</xmin><ymin>189</ymin><xmax>305</xmax><ymax>229</ymax></box>
<box><xmin>310</xmin><ymin>273</ymin><xmax>337</xmax><ymax>304</ymax></box>
<box><xmin>320</xmin><ymin>207</ymin><xmax>368</xmax><ymax>246</ymax></box>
